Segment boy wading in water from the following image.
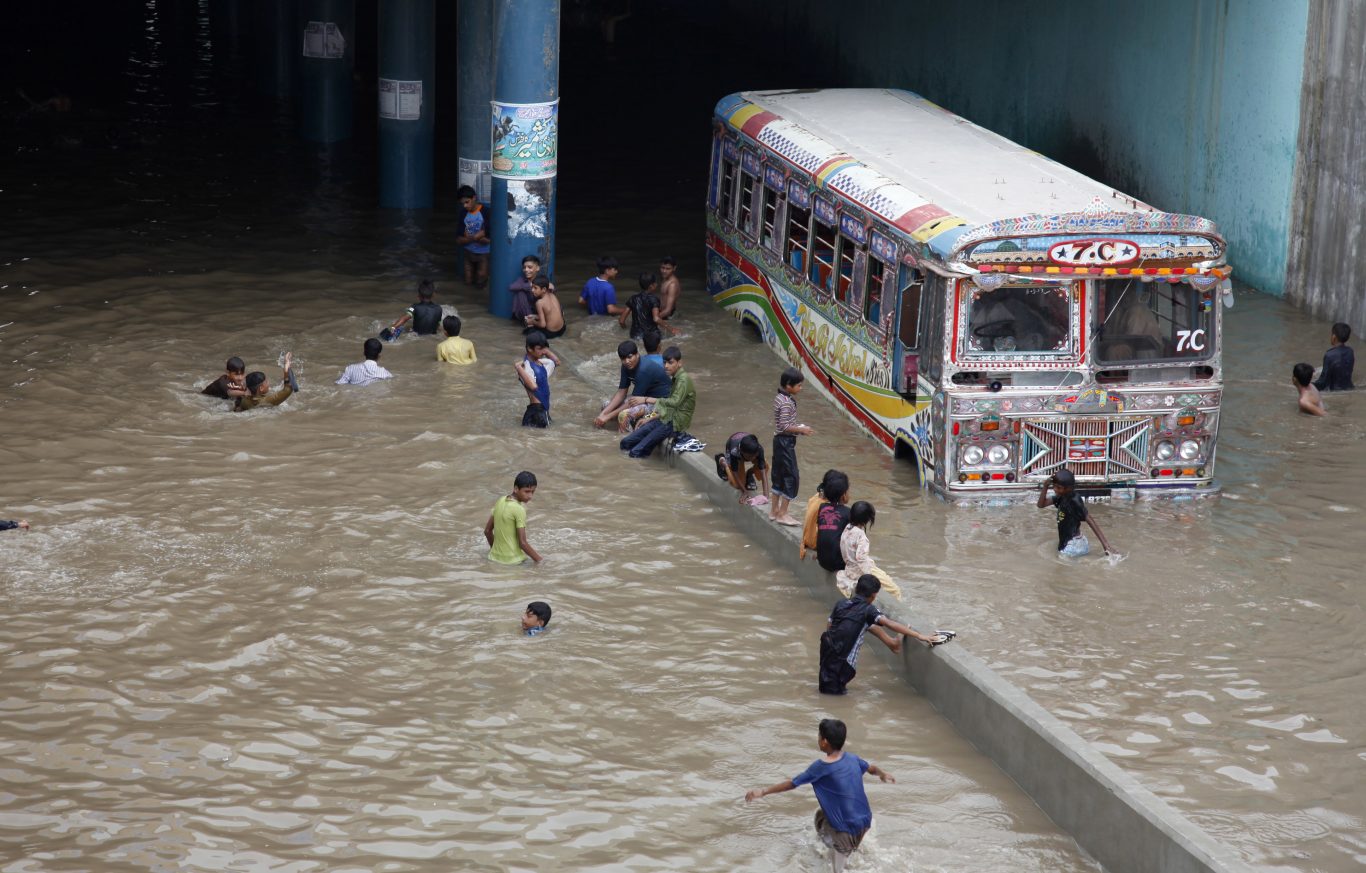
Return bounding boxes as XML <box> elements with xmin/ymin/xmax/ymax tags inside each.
<box><xmin>1293</xmin><ymin>362</ymin><xmax>1327</xmax><ymax>416</ymax></box>
<box><xmin>484</xmin><ymin>471</ymin><xmax>543</xmax><ymax>564</ymax></box>
<box><xmin>1037</xmin><ymin>468</ymin><xmax>1113</xmax><ymax>557</ymax></box>
<box><xmin>745</xmin><ymin>718</ymin><xmax>895</xmax><ymax>873</ymax></box>
<box><xmin>820</xmin><ymin>574</ymin><xmax>933</xmax><ymax>695</ymax></box>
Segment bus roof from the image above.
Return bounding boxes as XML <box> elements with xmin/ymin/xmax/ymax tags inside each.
<box><xmin>718</xmin><ymin>89</ymin><xmax>1216</xmax><ymax>263</ymax></box>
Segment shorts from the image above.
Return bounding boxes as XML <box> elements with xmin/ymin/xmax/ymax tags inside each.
<box><xmin>1059</xmin><ymin>534</ymin><xmax>1090</xmax><ymax>557</ymax></box>
<box><xmin>463</xmin><ymin>250</ymin><xmax>489</xmax><ymax>263</ymax></box>
<box><xmin>523</xmin><ymin>325</ymin><xmax>567</xmax><ymax>339</ymax></box>
<box><xmin>771</xmin><ymin>433</ymin><xmax>799</xmax><ymax>499</ymax></box>
<box><xmin>521</xmin><ymin>403</ymin><xmax>550</xmax><ymax>428</ymax></box>
<box><xmin>818</xmin><ymin>636</ymin><xmax>857</xmax><ymax>695</ymax></box>
<box><xmin>814</xmin><ymin>809</ymin><xmax>868</xmax><ymax>855</ymax></box>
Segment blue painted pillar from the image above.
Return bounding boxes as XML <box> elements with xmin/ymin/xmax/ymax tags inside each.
<box><xmin>253</xmin><ymin>0</ymin><xmax>297</xmax><ymax>101</ymax></box>
<box><xmin>457</xmin><ymin>0</ymin><xmax>495</xmax><ymax>273</ymax></box>
<box><xmin>378</xmin><ymin>0</ymin><xmax>435</xmax><ymax>208</ymax></box>
<box><xmin>298</xmin><ymin>0</ymin><xmax>354</xmax><ymax>142</ymax></box>
<box><xmin>487</xmin><ymin>0</ymin><xmax>559</xmax><ymax>318</ymax></box>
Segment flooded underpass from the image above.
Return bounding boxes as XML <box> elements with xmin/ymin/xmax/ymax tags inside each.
<box><xmin>2</xmin><ymin>10</ymin><xmax>1363</xmax><ymax>872</ymax></box>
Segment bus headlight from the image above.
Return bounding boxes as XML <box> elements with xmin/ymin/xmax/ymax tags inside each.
<box><xmin>962</xmin><ymin>445</ymin><xmax>985</xmax><ymax>466</ymax></box>
<box><xmin>1155</xmin><ymin>440</ymin><xmax>1176</xmax><ymax>461</ymax></box>
<box><xmin>1179</xmin><ymin>439</ymin><xmax>1202</xmax><ymax>461</ymax></box>
<box><xmin>987</xmin><ymin>444</ymin><xmax>1011</xmax><ymax>465</ymax></box>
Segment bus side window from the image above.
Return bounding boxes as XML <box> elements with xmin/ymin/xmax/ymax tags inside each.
<box><xmin>760</xmin><ymin>183</ymin><xmax>782</xmax><ymax>251</ymax></box>
<box><xmin>718</xmin><ymin>155</ymin><xmax>738</xmax><ymax>224</ymax></box>
<box><xmin>895</xmin><ymin>269</ymin><xmax>925</xmax><ymax>395</ymax></box>
<box><xmin>737</xmin><ymin>169</ymin><xmax>758</xmax><ymax>238</ymax></box>
<box><xmin>864</xmin><ymin>254</ymin><xmax>889</xmax><ymax>327</ymax></box>
<box><xmin>810</xmin><ymin>216</ymin><xmax>837</xmax><ymax>295</ymax></box>
<box><xmin>835</xmin><ymin>233</ymin><xmax>858</xmax><ymax>306</ymax></box>
<box><xmin>785</xmin><ymin>202</ymin><xmax>811</xmax><ymax>273</ymax></box>
<box><xmin>899</xmin><ymin>272</ymin><xmax>923</xmax><ymax>349</ymax></box>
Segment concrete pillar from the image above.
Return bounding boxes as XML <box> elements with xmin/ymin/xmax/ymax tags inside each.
<box><xmin>298</xmin><ymin>0</ymin><xmax>355</xmax><ymax>142</ymax></box>
<box><xmin>378</xmin><ymin>0</ymin><xmax>435</xmax><ymax>208</ymax></box>
<box><xmin>253</xmin><ymin>0</ymin><xmax>297</xmax><ymax>101</ymax></box>
<box><xmin>487</xmin><ymin>0</ymin><xmax>559</xmax><ymax>318</ymax></box>
<box><xmin>457</xmin><ymin>0</ymin><xmax>495</xmax><ymax>264</ymax></box>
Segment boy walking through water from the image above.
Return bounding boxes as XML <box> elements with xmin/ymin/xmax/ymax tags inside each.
<box><xmin>1037</xmin><ymin>468</ymin><xmax>1113</xmax><ymax>557</ymax></box>
<box><xmin>746</xmin><ymin>718</ymin><xmax>895</xmax><ymax>873</ymax></box>
<box><xmin>484</xmin><ymin>471</ymin><xmax>543</xmax><ymax>564</ymax></box>
<box><xmin>770</xmin><ymin>367</ymin><xmax>812</xmax><ymax>525</ymax></box>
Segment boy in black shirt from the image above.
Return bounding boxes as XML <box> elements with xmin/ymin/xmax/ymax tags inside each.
<box><xmin>1312</xmin><ymin>322</ymin><xmax>1355</xmax><ymax>391</ymax></box>
<box><xmin>813</xmin><ymin>472</ymin><xmax>851</xmax><ymax>572</ymax></box>
<box><xmin>1037</xmin><ymin>468</ymin><xmax>1113</xmax><ymax>558</ymax></box>
<box><xmin>619</xmin><ymin>272</ymin><xmax>678</xmax><ymax>340</ymax></box>
<box><xmin>819</xmin><ymin>574</ymin><xmax>940</xmax><ymax>695</ymax></box>
<box><xmin>384</xmin><ymin>279</ymin><xmax>444</xmax><ymax>338</ymax></box>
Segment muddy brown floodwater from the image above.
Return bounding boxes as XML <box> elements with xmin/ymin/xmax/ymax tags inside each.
<box><xmin>1</xmin><ymin>20</ymin><xmax>1362</xmax><ymax>867</ymax></box>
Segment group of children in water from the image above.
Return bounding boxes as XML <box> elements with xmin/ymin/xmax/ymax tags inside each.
<box><xmin>1292</xmin><ymin>321</ymin><xmax>1355</xmax><ymax>416</ymax></box>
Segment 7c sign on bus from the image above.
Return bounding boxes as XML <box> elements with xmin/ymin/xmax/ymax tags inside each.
<box><xmin>1047</xmin><ymin>239</ymin><xmax>1140</xmax><ymax>266</ymax></box>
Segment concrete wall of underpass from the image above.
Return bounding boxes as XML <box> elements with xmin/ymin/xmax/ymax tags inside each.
<box><xmin>561</xmin><ymin>350</ymin><xmax>1251</xmax><ymax>873</ymax></box>
<box><xmin>1285</xmin><ymin>0</ymin><xmax>1366</xmax><ymax>328</ymax></box>
<box><xmin>724</xmin><ymin>0</ymin><xmax>1309</xmax><ymax>298</ymax></box>
<box><xmin>665</xmin><ymin>447</ymin><xmax>1251</xmax><ymax>873</ymax></box>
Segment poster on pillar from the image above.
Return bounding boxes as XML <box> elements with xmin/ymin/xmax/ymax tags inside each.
<box><xmin>490</xmin><ymin>100</ymin><xmax>558</xmax><ymax>180</ymax></box>
<box><xmin>302</xmin><ymin>21</ymin><xmax>346</xmax><ymax>59</ymax></box>
<box><xmin>378</xmin><ymin>79</ymin><xmax>422</xmax><ymax>121</ymax></box>
<box><xmin>459</xmin><ymin>159</ymin><xmax>492</xmax><ymax>204</ymax></box>
<box><xmin>505</xmin><ymin>180</ymin><xmax>552</xmax><ymax>245</ymax></box>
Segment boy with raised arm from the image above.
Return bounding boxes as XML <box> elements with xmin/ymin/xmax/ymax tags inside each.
<box><xmin>234</xmin><ymin>353</ymin><xmax>295</xmax><ymax>412</ymax></box>
<box><xmin>1037</xmin><ymin>468</ymin><xmax>1114</xmax><ymax>557</ymax></box>
<box><xmin>516</xmin><ymin>331</ymin><xmax>560</xmax><ymax>428</ymax></box>
<box><xmin>745</xmin><ymin>718</ymin><xmax>895</xmax><ymax>873</ymax></box>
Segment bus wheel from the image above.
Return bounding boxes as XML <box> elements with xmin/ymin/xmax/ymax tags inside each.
<box><xmin>894</xmin><ymin>439</ymin><xmax>923</xmax><ymax>484</ymax></box>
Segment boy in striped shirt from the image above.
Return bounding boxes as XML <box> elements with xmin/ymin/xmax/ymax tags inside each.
<box><xmin>770</xmin><ymin>367</ymin><xmax>812</xmax><ymax>525</ymax></box>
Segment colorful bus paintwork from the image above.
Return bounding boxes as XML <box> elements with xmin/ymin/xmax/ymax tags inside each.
<box><xmin>706</xmin><ymin>89</ymin><xmax>1232</xmax><ymax>500</ymax></box>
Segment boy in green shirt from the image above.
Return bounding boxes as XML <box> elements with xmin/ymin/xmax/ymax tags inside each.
<box><xmin>620</xmin><ymin>346</ymin><xmax>695</xmax><ymax>458</ymax></box>
<box><xmin>483</xmin><ymin>471</ymin><xmax>544</xmax><ymax>564</ymax></box>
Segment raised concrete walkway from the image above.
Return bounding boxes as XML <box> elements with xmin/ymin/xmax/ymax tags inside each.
<box><xmin>564</xmin><ymin>350</ymin><xmax>1251</xmax><ymax>873</ymax></box>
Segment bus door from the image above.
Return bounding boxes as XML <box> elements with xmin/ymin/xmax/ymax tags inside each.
<box><xmin>893</xmin><ymin>265</ymin><xmax>923</xmax><ymax>399</ymax></box>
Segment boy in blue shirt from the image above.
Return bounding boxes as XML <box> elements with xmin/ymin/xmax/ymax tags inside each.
<box><xmin>516</xmin><ymin>331</ymin><xmax>560</xmax><ymax>428</ymax></box>
<box><xmin>579</xmin><ymin>256</ymin><xmax>625</xmax><ymax>316</ymax></box>
<box><xmin>456</xmin><ymin>185</ymin><xmax>490</xmax><ymax>289</ymax></box>
<box><xmin>746</xmin><ymin>718</ymin><xmax>896</xmax><ymax>872</ymax></box>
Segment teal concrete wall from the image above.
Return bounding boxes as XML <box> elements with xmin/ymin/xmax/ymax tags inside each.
<box><xmin>731</xmin><ymin>0</ymin><xmax>1309</xmax><ymax>296</ymax></box>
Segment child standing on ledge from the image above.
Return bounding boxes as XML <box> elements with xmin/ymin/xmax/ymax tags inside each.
<box><xmin>770</xmin><ymin>367</ymin><xmax>812</xmax><ymax>526</ymax></box>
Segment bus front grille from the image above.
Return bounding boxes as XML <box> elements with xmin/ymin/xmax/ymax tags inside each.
<box><xmin>1019</xmin><ymin>416</ymin><xmax>1151</xmax><ymax>481</ymax></box>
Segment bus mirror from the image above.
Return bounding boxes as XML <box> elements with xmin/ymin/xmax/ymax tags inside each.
<box><xmin>988</xmin><ymin>380</ymin><xmax>1003</xmax><ymax>393</ymax></box>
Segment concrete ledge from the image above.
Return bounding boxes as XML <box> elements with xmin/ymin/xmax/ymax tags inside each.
<box><xmin>563</xmin><ymin>351</ymin><xmax>1250</xmax><ymax>873</ymax></box>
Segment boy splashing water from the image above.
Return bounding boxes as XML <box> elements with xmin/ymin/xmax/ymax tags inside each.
<box><xmin>746</xmin><ymin>718</ymin><xmax>896</xmax><ymax>873</ymax></box>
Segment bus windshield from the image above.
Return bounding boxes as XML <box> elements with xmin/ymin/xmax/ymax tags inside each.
<box><xmin>1095</xmin><ymin>279</ymin><xmax>1212</xmax><ymax>363</ymax></box>
<box><xmin>966</xmin><ymin>285</ymin><xmax>1070</xmax><ymax>354</ymax></box>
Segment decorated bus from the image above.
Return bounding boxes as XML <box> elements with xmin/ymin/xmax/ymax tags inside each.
<box><xmin>706</xmin><ymin>88</ymin><xmax>1232</xmax><ymax>500</ymax></box>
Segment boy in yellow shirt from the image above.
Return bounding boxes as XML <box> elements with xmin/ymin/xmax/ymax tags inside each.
<box><xmin>436</xmin><ymin>316</ymin><xmax>477</xmax><ymax>364</ymax></box>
